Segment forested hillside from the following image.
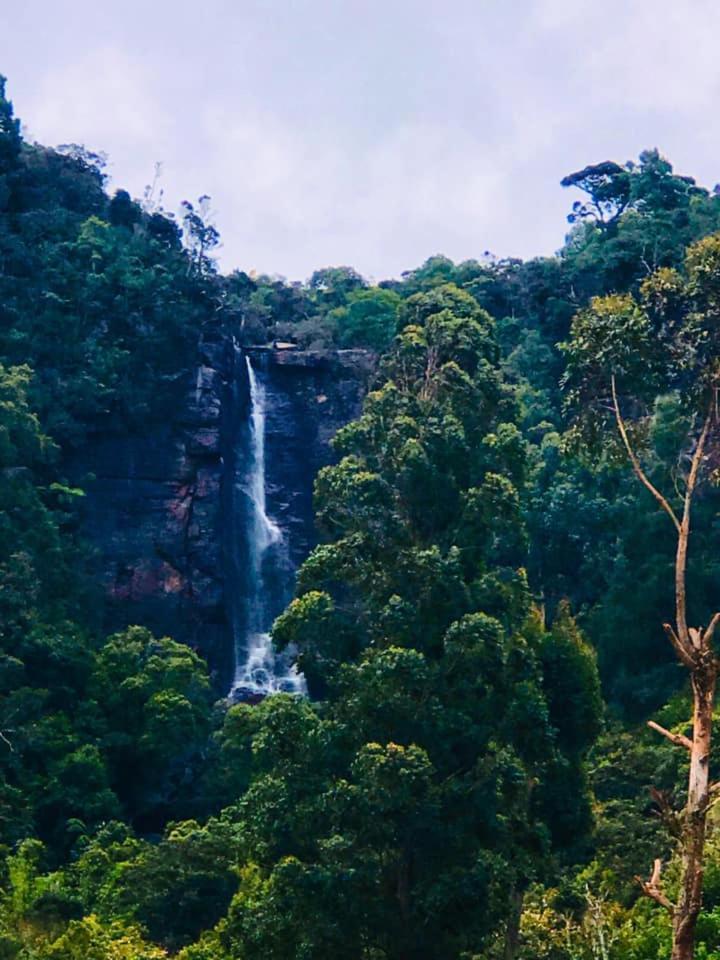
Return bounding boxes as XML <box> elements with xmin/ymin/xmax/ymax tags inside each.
<box><xmin>2</xmin><ymin>72</ymin><xmax>720</xmax><ymax>959</ymax></box>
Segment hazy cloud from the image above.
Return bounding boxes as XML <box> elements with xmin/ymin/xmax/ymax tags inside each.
<box><xmin>3</xmin><ymin>0</ymin><xmax>720</xmax><ymax>279</ymax></box>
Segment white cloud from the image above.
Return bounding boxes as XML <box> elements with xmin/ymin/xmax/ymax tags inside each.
<box><xmin>5</xmin><ymin>0</ymin><xmax>720</xmax><ymax>279</ymax></box>
<box><xmin>22</xmin><ymin>48</ymin><xmax>170</xmax><ymax>190</ymax></box>
<box><xmin>200</xmin><ymin>109</ymin><xmax>516</xmax><ymax>278</ymax></box>
<box><xmin>532</xmin><ymin>0</ymin><xmax>720</xmax><ymax>112</ymax></box>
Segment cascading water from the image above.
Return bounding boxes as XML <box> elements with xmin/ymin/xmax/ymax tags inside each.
<box><xmin>230</xmin><ymin>354</ymin><xmax>305</xmax><ymax>699</ymax></box>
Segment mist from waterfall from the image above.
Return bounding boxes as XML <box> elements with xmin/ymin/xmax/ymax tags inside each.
<box><xmin>230</xmin><ymin>354</ymin><xmax>305</xmax><ymax>699</ymax></box>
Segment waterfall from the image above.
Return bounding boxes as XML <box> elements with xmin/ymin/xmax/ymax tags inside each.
<box><xmin>230</xmin><ymin>354</ymin><xmax>305</xmax><ymax>699</ymax></box>
<box><xmin>194</xmin><ymin>365</ymin><xmax>204</xmax><ymax>407</ymax></box>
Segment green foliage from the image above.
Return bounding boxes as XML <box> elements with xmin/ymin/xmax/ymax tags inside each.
<box><xmin>43</xmin><ymin>916</ymin><xmax>167</xmax><ymax>959</ymax></box>
<box><xmin>539</xmin><ymin>602</ymin><xmax>603</xmax><ymax>758</ymax></box>
<box><xmin>0</xmin><ymin>363</ymin><xmax>73</xmax><ymax>644</ymax></box>
<box><xmin>5</xmin><ymin>70</ymin><xmax>720</xmax><ymax>958</ymax></box>
<box><xmin>46</xmin><ymin>818</ymin><xmax>241</xmax><ymax>952</ymax></box>
<box><xmin>561</xmin><ymin>149</ymin><xmax>720</xmax><ymax>301</ymax></box>
<box><xmin>0</xmin><ymin>623</ymin><xmax>212</xmax><ymax>852</ymax></box>
<box><xmin>556</xmin><ymin>235</ymin><xmax>720</xmax><ymax>715</ymax></box>
<box><xmin>0</xmin><ymin>89</ymin><xmax>214</xmax><ymax>447</ymax></box>
<box><xmin>234</xmin><ymin>287</ymin><xmax>603</xmax><ymax>958</ymax></box>
<box><xmin>562</xmin><ymin>235</ymin><xmax>720</xmax><ymax>449</ymax></box>
<box><xmin>0</xmin><ymin>369</ymin><xmax>213</xmax><ymax>848</ymax></box>
<box><xmin>85</xmin><ymin>626</ymin><xmax>213</xmax><ymax>825</ymax></box>
<box><xmin>329</xmin><ymin>287</ymin><xmax>401</xmax><ymax>350</ymax></box>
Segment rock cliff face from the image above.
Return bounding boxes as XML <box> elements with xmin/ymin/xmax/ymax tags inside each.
<box><xmin>69</xmin><ymin>337</ymin><xmax>373</xmax><ymax>690</ymax></box>
<box><xmin>248</xmin><ymin>346</ymin><xmax>375</xmax><ymax>572</ymax></box>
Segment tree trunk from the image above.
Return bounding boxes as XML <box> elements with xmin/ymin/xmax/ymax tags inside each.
<box><xmin>613</xmin><ymin>390</ymin><xmax>719</xmax><ymax>959</ymax></box>
<box><xmin>503</xmin><ymin>888</ymin><xmax>524</xmax><ymax>960</ymax></box>
<box><xmin>671</xmin><ymin>666</ymin><xmax>716</xmax><ymax>960</ymax></box>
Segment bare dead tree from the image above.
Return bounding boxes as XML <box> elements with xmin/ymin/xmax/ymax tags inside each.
<box><xmin>612</xmin><ymin>375</ymin><xmax>720</xmax><ymax>960</ymax></box>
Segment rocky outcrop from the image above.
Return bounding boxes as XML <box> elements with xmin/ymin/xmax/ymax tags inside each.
<box><xmin>69</xmin><ymin>338</ymin><xmax>374</xmax><ymax>690</ymax></box>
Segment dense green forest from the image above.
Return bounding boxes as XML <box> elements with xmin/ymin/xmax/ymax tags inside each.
<box><xmin>2</xmin><ymin>71</ymin><xmax>720</xmax><ymax>958</ymax></box>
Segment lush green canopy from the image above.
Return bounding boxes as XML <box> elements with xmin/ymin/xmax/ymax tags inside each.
<box><xmin>4</xmin><ymin>68</ymin><xmax>720</xmax><ymax>958</ymax></box>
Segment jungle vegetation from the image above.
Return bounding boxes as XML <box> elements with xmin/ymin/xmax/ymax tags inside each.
<box><xmin>3</xmin><ymin>73</ymin><xmax>720</xmax><ymax>958</ymax></box>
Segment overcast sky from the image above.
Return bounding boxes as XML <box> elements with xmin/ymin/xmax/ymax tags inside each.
<box><xmin>2</xmin><ymin>0</ymin><xmax>720</xmax><ymax>281</ymax></box>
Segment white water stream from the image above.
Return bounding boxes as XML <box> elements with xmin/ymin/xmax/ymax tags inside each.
<box><xmin>230</xmin><ymin>355</ymin><xmax>305</xmax><ymax>698</ymax></box>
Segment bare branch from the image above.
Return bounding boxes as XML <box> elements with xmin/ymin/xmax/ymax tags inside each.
<box><xmin>674</xmin><ymin>408</ymin><xmax>713</xmax><ymax>647</ymax></box>
<box><xmin>697</xmin><ymin>783</ymin><xmax>720</xmax><ymax>815</ymax></box>
<box><xmin>663</xmin><ymin>622</ymin><xmax>695</xmax><ymax>669</ymax></box>
<box><xmin>703</xmin><ymin>612</ymin><xmax>720</xmax><ymax>646</ymax></box>
<box><xmin>635</xmin><ymin>859</ymin><xmax>675</xmax><ymax>914</ymax></box>
<box><xmin>648</xmin><ymin>719</ymin><xmax>692</xmax><ymax>751</ymax></box>
<box><xmin>649</xmin><ymin>787</ymin><xmax>683</xmax><ymax>837</ymax></box>
<box><xmin>683</xmin><ymin>411</ymin><xmax>712</xmax><ymax>513</ymax></box>
<box><xmin>611</xmin><ymin>375</ymin><xmax>681</xmax><ymax>532</ymax></box>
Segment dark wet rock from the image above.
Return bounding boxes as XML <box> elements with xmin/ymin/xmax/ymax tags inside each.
<box><xmin>67</xmin><ymin>338</ymin><xmax>374</xmax><ymax>691</ymax></box>
<box><xmin>228</xmin><ymin>687</ymin><xmax>268</xmax><ymax>706</ymax></box>
<box><xmin>247</xmin><ymin>347</ymin><xmax>376</xmax><ymax>570</ymax></box>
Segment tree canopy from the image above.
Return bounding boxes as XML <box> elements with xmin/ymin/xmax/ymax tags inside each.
<box><xmin>4</xmin><ymin>68</ymin><xmax>720</xmax><ymax>958</ymax></box>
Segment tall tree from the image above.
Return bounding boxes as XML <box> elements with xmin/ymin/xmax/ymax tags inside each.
<box><xmin>210</xmin><ymin>284</ymin><xmax>603</xmax><ymax>960</ymax></box>
<box><xmin>0</xmin><ymin>74</ymin><xmax>21</xmax><ymax>178</ymax></box>
<box><xmin>562</xmin><ymin>234</ymin><xmax>720</xmax><ymax>959</ymax></box>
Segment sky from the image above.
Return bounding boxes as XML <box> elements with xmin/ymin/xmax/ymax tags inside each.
<box><xmin>2</xmin><ymin>0</ymin><xmax>720</xmax><ymax>282</ymax></box>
